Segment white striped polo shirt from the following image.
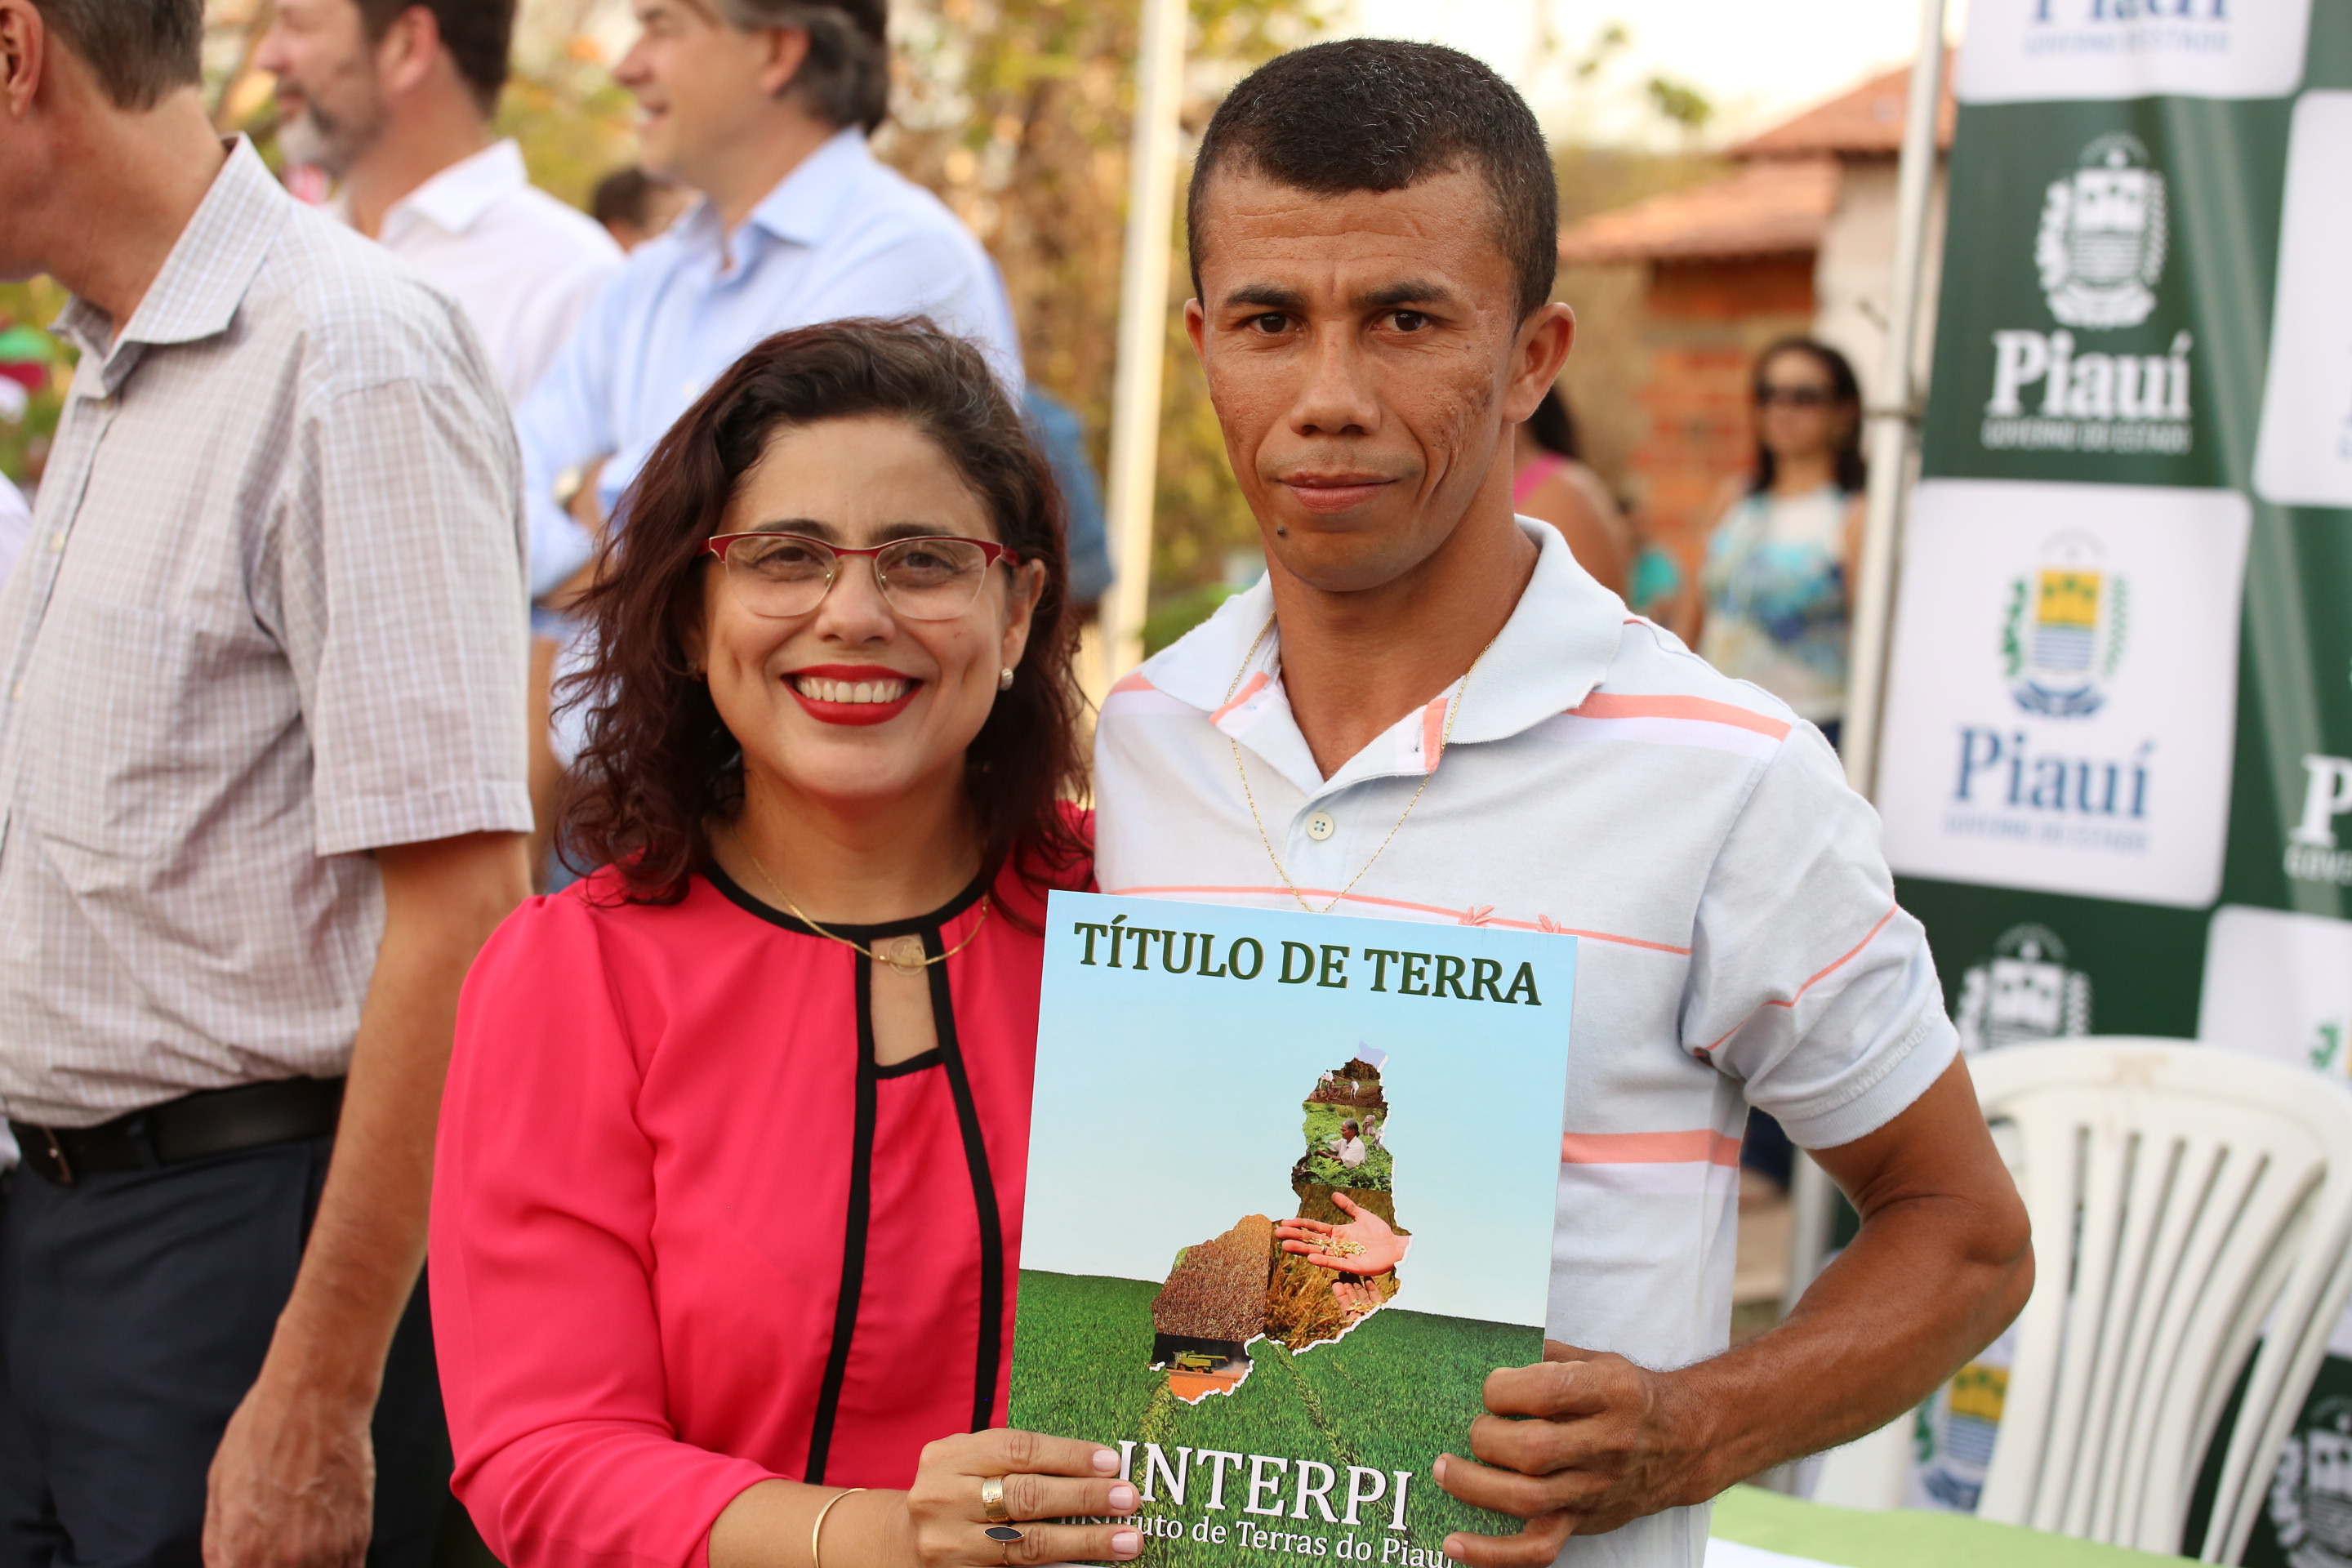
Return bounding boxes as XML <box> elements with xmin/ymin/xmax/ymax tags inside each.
<box><xmin>1093</xmin><ymin>520</ymin><xmax>1957</xmax><ymax>1568</ymax></box>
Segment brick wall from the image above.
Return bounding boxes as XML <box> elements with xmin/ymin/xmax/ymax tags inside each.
<box><xmin>1626</xmin><ymin>254</ymin><xmax>1819</xmax><ymax>570</ymax></box>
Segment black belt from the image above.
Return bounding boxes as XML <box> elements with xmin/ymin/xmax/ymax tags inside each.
<box><xmin>11</xmin><ymin>1076</ymin><xmax>345</xmax><ymax>1186</ymax></box>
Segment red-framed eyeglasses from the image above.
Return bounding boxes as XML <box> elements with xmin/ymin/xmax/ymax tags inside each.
<box><xmin>702</xmin><ymin>532</ymin><xmax>1021</xmax><ymax>621</ymax></box>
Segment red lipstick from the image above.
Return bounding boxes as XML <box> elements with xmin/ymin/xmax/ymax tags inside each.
<box><xmin>786</xmin><ymin>664</ymin><xmax>923</xmax><ymax>728</ymax></box>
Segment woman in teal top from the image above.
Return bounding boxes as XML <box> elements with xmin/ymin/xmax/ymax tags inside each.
<box><xmin>1694</xmin><ymin>337</ymin><xmax>1867</xmax><ymax>748</ymax></box>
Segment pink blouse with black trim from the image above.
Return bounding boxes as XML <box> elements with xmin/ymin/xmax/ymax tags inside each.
<box><xmin>430</xmin><ymin>854</ymin><xmax>1081</xmax><ymax>1568</ymax></box>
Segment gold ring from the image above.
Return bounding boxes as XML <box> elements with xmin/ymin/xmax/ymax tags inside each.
<box><xmin>980</xmin><ymin>1476</ymin><xmax>1011</xmax><ymax>1524</ymax></box>
<box><xmin>984</xmin><ymin>1524</ymin><xmax>1024</xmax><ymax>1563</ymax></box>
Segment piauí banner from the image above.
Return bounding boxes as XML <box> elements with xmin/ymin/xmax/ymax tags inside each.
<box><xmin>1879</xmin><ymin>2</ymin><xmax>2352</xmax><ymax>1555</ymax></box>
<box><xmin>1011</xmin><ymin>893</ymin><xmax>1574</xmax><ymax>1568</ymax></box>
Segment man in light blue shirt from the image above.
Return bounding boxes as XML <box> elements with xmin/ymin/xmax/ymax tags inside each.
<box><xmin>519</xmin><ymin>0</ymin><xmax>1021</xmax><ymax>603</ymax></box>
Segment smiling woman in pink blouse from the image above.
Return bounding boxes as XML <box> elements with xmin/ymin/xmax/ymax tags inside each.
<box><xmin>429</xmin><ymin>320</ymin><xmax>1144</xmax><ymax>1568</ymax></box>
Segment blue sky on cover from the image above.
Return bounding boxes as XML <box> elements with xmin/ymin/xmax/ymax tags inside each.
<box><xmin>1022</xmin><ymin>893</ymin><xmax>1575</xmax><ymax>1329</ymax></box>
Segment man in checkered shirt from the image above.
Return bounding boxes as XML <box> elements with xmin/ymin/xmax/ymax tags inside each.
<box><xmin>0</xmin><ymin>2</ymin><xmax>532</xmax><ymax>1564</ymax></box>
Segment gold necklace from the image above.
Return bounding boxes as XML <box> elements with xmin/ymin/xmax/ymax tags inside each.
<box><xmin>728</xmin><ymin>830</ymin><xmax>991</xmax><ymax>975</ymax></box>
<box><xmin>1226</xmin><ymin>617</ymin><xmax>1498</xmax><ymax>915</ymax></box>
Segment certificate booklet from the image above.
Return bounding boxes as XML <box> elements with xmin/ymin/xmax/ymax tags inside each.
<box><xmin>1012</xmin><ymin>893</ymin><xmax>1575</xmax><ymax>1567</ymax></box>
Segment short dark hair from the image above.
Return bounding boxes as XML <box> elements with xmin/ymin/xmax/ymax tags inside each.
<box><xmin>1527</xmin><ymin>385</ymin><xmax>1579</xmax><ymax>461</ymax></box>
<box><xmin>591</xmin><ymin>166</ymin><xmax>675</xmax><ymax>229</ymax></box>
<box><xmin>560</xmin><ymin>318</ymin><xmax>1086</xmax><ymax>906</ymax></box>
<box><xmin>33</xmin><ymin>0</ymin><xmax>200</xmax><ymax>110</ymax></box>
<box><xmin>356</xmin><ymin>0</ymin><xmax>515</xmax><ymax>117</ymax></box>
<box><xmin>714</xmin><ymin>0</ymin><xmax>889</xmax><ymax>134</ymax></box>
<box><xmin>1188</xmin><ymin>39</ymin><xmax>1558</xmax><ymax>321</ymax></box>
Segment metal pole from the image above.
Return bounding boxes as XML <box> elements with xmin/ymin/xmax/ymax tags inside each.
<box><xmin>1099</xmin><ymin>0</ymin><xmax>1188</xmax><ymax>681</ymax></box>
<box><xmin>1842</xmin><ymin>0</ymin><xmax>1948</xmax><ymax>803</ymax></box>
<box><xmin>1785</xmin><ymin>0</ymin><xmax>1949</xmax><ymax>1327</ymax></box>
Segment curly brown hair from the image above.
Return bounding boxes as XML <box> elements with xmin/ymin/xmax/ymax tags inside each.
<box><xmin>559</xmin><ymin>318</ymin><xmax>1088</xmax><ymax>906</ymax></box>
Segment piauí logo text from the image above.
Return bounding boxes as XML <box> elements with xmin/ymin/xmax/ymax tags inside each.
<box><xmin>2287</xmin><ymin>754</ymin><xmax>2352</xmax><ymax>887</ymax></box>
<box><xmin>2001</xmin><ymin>531</ymin><xmax>2127</xmax><ymax>719</ymax></box>
<box><xmin>1980</xmin><ymin>134</ymin><xmax>2192</xmax><ymax>457</ymax></box>
<box><xmin>1948</xmin><ymin>534</ymin><xmax>2151</xmax><ymax>853</ymax></box>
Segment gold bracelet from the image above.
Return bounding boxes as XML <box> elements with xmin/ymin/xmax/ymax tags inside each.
<box><xmin>810</xmin><ymin>1486</ymin><xmax>866</xmax><ymax>1568</ymax></box>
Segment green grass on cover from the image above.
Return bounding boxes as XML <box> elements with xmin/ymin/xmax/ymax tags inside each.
<box><xmin>1009</xmin><ymin>1271</ymin><xmax>1539</xmax><ymax>1567</ymax></box>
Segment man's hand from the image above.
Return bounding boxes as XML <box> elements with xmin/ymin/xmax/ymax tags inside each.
<box><xmin>1431</xmin><ymin>1342</ymin><xmax>1708</xmax><ymax>1564</ymax></box>
<box><xmin>541</xmin><ymin>456</ymin><xmax>607</xmax><ymax>617</ymax></box>
<box><xmin>203</xmin><ymin>1361</ymin><xmax>374</xmax><ymax>1568</ymax></box>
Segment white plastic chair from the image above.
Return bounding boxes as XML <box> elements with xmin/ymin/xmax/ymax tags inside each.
<box><xmin>1808</xmin><ymin>1040</ymin><xmax>2352</xmax><ymax>1561</ymax></box>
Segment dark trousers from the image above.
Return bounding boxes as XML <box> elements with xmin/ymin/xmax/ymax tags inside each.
<box><xmin>0</xmin><ymin>1136</ymin><xmax>451</xmax><ymax>1568</ymax></box>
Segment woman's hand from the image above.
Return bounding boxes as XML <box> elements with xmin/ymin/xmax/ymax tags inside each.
<box><xmin>1276</xmin><ymin>1192</ymin><xmax>1410</xmax><ymax>1276</ymax></box>
<box><xmin>712</xmin><ymin>1434</ymin><xmax>1142</xmax><ymax>1568</ymax></box>
<box><xmin>906</xmin><ymin>1430</ymin><xmax>1143</xmax><ymax>1566</ymax></box>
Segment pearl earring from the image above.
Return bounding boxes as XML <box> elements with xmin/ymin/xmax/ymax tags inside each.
<box><xmin>998</xmin><ymin>667</ymin><xmax>1015</xmax><ymax>691</ymax></box>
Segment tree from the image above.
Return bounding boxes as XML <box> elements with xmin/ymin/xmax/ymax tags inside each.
<box><xmin>884</xmin><ymin>0</ymin><xmax>1323</xmax><ymax>620</ymax></box>
<box><xmin>1644</xmin><ymin>74</ymin><xmax>1714</xmax><ymax>138</ymax></box>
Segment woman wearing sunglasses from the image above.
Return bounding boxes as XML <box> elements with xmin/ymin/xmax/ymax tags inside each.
<box><xmin>1691</xmin><ymin>336</ymin><xmax>1867</xmax><ymax>752</ymax></box>
<box><xmin>1688</xmin><ymin>337</ymin><xmax>1866</xmax><ymax>1196</ymax></box>
<box><xmin>430</xmin><ymin>321</ymin><xmax>1144</xmax><ymax>1568</ymax></box>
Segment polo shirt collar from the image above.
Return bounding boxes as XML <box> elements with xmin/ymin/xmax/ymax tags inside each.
<box><xmin>57</xmin><ymin>138</ymin><xmax>287</xmax><ymax>392</ymax></box>
<box><xmin>1446</xmin><ymin>519</ymin><xmax>1625</xmax><ymax>746</ymax></box>
<box><xmin>386</xmin><ymin>138</ymin><xmax>528</xmax><ymax>237</ymax></box>
<box><xmin>1148</xmin><ymin>520</ymin><xmax>1625</xmax><ymax>795</ymax></box>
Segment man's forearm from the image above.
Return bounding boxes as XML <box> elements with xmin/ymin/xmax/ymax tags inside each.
<box><xmin>1661</xmin><ymin>1173</ymin><xmax>2034</xmax><ymax>1499</ymax></box>
<box><xmin>1662</xmin><ymin>1060</ymin><xmax>2034</xmax><ymax>1499</ymax></box>
<box><xmin>1432</xmin><ymin>1061</ymin><xmax>2031</xmax><ymax>1559</ymax></box>
<box><xmin>264</xmin><ymin>834</ymin><xmax>530</xmax><ymax>1393</ymax></box>
<box><xmin>262</xmin><ymin>960</ymin><xmax>464</xmax><ymax>1397</ymax></box>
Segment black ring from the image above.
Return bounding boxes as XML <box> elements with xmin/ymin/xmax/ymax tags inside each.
<box><xmin>983</xmin><ymin>1526</ymin><xmax>1026</xmax><ymax>1544</ymax></box>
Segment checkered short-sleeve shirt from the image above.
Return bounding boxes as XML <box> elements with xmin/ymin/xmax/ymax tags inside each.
<box><xmin>0</xmin><ymin>140</ymin><xmax>532</xmax><ymax>1126</ymax></box>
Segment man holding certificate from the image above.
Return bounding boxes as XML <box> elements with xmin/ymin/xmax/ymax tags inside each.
<box><xmin>1093</xmin><ymin>39</ymin><xmax>2034</xmax><ymax>1568</ymax></box>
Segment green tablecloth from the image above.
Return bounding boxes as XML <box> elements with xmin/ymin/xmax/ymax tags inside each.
<box><xmin>1709</xmin><ymin>1485</ymin><xmax>2194</xmax><ymax>1566</ymax></box>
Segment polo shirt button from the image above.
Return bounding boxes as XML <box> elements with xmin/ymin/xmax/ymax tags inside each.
<box><xmin>1306</xmin><ymin>811</ymin><xmax>1335</xmax><ymax>841</ymax></box>
<box><xmin>47</xmin><ymin>532</ymin><xmax>63</xmax><ymax>551</ymax></box>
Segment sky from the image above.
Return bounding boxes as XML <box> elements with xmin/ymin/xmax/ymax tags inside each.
<box><xmin>569</xmin><ymin>0</ymin><xmax>1957</xmax><ymax>151</ymax></box>
<box><xmin>1021</xmin><ymin>893</ymin><xmax>1575</xmax><ymax>1329</ymax></box>
<box><xmin>1339</xmin><ymin>0</ymin><xmax>1963</xmax><ymax>145</ymax></box>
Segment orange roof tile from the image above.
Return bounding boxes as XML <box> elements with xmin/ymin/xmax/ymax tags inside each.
<box><xmin>1556</xmin><ymin>157</ymin><xmax>1838</xmax><ymax>266</ymax></box>
<box><xmin>1728</xmin><ymin>60</ymin><xmax>1955</xmax><ymax>158</ymax></box>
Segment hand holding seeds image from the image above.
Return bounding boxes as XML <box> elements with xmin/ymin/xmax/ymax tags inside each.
<box><xmin>1277</xmin><ymin>1194</ymin><xmax>1407</xmax><ymax>1277</ymax></box>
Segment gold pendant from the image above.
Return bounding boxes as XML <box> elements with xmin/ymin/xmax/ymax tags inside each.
<box><xmin>876</xmin><ymin>936</ymin><xmax>929</xmax><ymax>975</ymax></box>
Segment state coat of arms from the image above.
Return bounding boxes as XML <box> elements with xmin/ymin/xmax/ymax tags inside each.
<box><xmin>2270</xmin><ymin>1397</ymin><xmax>2352</xmax><ymax>1568</ymax></box>
<box><xmin>1954</xmin><ymin>924</ymin><xmax>2092</xmax><ymax>1055</ymax></box>
<box><xmin>2002</xmin><ymin>531</ymin><xmax>2127</xmax><ymax>719</ymax></box>
<box><xmin>2037</xmin><ymin>133</ymin><xmax>2168</xmax><ymax>330</ymax></box>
